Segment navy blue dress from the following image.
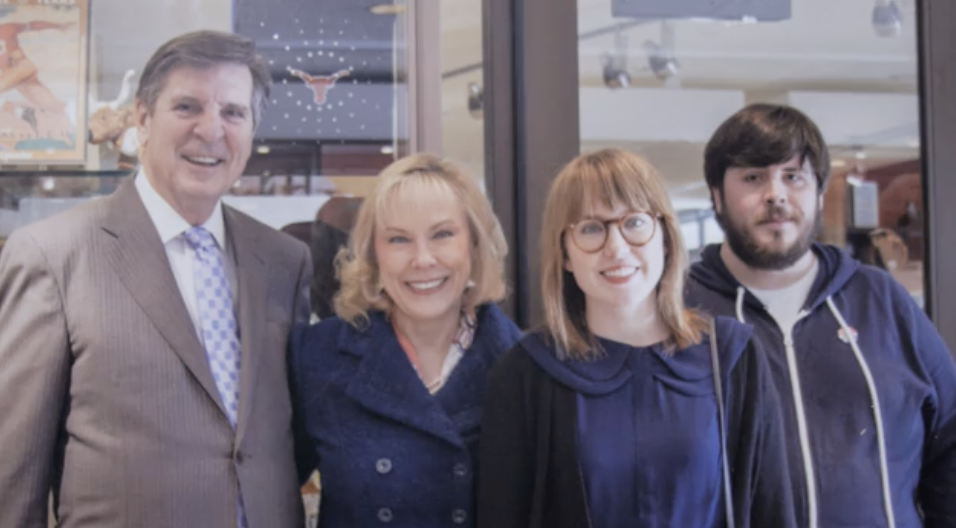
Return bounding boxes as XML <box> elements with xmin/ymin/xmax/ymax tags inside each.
<box><xmin>290</xmin><ymin>304</ymin><xmax>520</xmax><ymax>528</ymax></box>
<box><xmin>575</xmin><ymin>338</ymin><xmax>723</xmax><ymax>527</ymax></box>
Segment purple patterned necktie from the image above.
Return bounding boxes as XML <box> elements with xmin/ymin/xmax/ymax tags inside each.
<box><xmin>183</xmin><ymin>227</ymin><xmax>247</xmax><ymax>528</ymax></box>
<box><xmin>184</xmin><ymin>226</ymin><xmax>241</xmax><ymax>426</ymax></box>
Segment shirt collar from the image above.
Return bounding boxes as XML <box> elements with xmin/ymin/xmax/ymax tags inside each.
<box><xmin>134</xmin><ymin>168</ymin><xmax>227</xmax><ymax>251</ymax></box>
<box><xmin>455</xmin><ymin>312</ymin><xmax>477</xmax><ymax>351</ymax></box>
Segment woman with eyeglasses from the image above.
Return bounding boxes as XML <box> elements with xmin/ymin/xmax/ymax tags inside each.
<box><xmin>476</xmin><ymin>149</ymin><xmax>796</xmax><ymax>528</ymax></box>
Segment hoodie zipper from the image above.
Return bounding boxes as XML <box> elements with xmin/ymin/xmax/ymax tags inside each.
<box><xmin>780</xmin><ymin>312</ymin><xmax>819</xmax><ymax>528</ymax></box>
<box><xmin>735</xmin><ymin>285</ymin><xmax>819</xmax><ymax>528</ymax></box>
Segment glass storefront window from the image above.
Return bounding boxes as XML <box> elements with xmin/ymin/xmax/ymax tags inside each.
<box><xmin>577</xmin><ymin>0</ymin><xmax>924</xmax><ymax>305</ymax></box>
<box><xmin>440</xmin><ymin>0</ymin><xmax>487</xmax><ymax>195</ymax></box>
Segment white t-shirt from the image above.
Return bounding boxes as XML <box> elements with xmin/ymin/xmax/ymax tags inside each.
<box><xmin>745</xmin><ymin>256</ymin><xmax>820</xmax><ymax>336</ymax></box>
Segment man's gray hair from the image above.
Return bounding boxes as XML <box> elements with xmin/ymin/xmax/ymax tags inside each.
<box><xmin>136</xmin><ymin>30</ymin><xmax>271</xmax><ymax>126</ymax></box>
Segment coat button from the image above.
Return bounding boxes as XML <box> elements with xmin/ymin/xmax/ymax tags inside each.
<box><xmin>375</xmin><ymin>458</ymin><xmax>392</xmax><ymax>474</ymax></box>
<box><xmin>377</xmin><ymin>507</ymin><xmax>393</xmax><ymax>523</ymax></box>
<box><xmin>452</xmin><ymin>509</ymin><xmax>467</xmax><ymax>524</ymax></box>
<box><xmin>234</xmin><ymin>451</ymin><xmax>244</xmax><ymax>464</ymax></box>
<box><xmin>453</xmin><ymin>463</ymin><xmax>468</xmax><ymax>477</ymax></box>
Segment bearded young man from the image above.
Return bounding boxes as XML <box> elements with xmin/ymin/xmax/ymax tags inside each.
<box><xmin>686</xmin><ymin>103</ymin><xmax>956</xmax><ymax>528</ymax></box>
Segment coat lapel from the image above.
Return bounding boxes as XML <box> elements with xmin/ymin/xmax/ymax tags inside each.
<box><xmin>433</xmin><ymin>344</ymin><xmax>494</xmax><ymax>436</ymax></box>
<box><xmin>224</xmin><ymin>208</ymin><xmax>269</xmax><ymax>447</ymax></box>
<box><xmin>434</xmin><ymin>308</ymin><xmax>513</xmax><ymax>433</ymax></box>
<box><xmin>100</xmin><ymin>178</ymin><xmax>229</xmax><ymax>419</ymax></box>
<box><xmin>344</xmin><ymin>315</ymin><xmax>465</xmax><ymax>448</ymax></box>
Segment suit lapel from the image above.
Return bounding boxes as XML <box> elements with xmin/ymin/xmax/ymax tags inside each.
<box><xmin>100</xmin><ymin>178</ymin><xmax>229</xmax><ymax>419</ymax></box>
<box><xmin>225</xmin><ymin>208</ymin><xmax>269</xmax><ymax>447</ymax></box>
<box><xmin>344</xmin><ymin>317</ymin><xmax>464</xmax><ymax>448</ymax></box>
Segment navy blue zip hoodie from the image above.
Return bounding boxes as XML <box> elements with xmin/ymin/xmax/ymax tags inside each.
<box><xmin>686</xmin><ymin>242</ymin><xmax>956</xmax><ymax>528</ymax></box>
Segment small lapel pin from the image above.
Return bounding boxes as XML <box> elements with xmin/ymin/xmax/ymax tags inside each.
<box><xmin>838</xmin><ymin>326</ymin><xmax>859</xmax><ymax>344</ymax></box>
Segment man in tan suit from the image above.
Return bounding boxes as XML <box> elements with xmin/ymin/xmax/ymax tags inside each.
<box><xmin>0</xmin><ymin>31</ymin><xmax>311</xmax><ymax>528</ymax></box>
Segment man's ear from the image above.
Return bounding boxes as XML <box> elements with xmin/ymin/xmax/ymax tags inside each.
<box><xmin>135</xmin><ymin>98</ymin><xmax>150</xmax><ymax>148</ymax></box>
<box><xmin>817</xmin><ymin>192</ymin><xmax>824</xmax><ymax>212</ymax></box>
<box><xmin>711</xmin><ymin>186</ymin><xmax>724</xmax><ymax>215</ymax></box>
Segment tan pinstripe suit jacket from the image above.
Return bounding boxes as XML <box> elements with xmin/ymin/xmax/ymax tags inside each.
<box><xmin>0</xmin><ymin>178</ymin><xmax>312</xmax><ymax>528</ymax></box>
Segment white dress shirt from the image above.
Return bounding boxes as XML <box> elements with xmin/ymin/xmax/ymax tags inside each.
<box><xmin>134</xmin><ymin>171</ymin><xmax>239</xmax><ymax>343</ymax></box>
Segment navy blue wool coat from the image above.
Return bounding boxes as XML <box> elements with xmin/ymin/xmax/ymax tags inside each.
<box><xmin>291</xmin><ymin>303</ymin><xmax>520</xmax><ymax>528</ymax></box>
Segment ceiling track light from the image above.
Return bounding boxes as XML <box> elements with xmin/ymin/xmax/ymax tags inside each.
<box><xmin>601</xmin><ymin>24</ymin><xmax>631</xmax><ymax>90</ymax></box>
<box><xmin>872</xmin><ymin>0</ymin><xmax>902</xmax><ymax>38</ymax></box>
<box><xmin>467</xmin><ymin>82</ymin><xmax>483</xmax><ymax>119</ymax></box>
<box><xmin>643</xmin><ymin>20</ymin><xmax>680</xmax><ymax>85</ymax></box>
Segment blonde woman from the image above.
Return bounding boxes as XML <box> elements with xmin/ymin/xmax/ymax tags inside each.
<box><xmin>476</xmin><ymin>149</ymin><xmax>795</xmax><ymax>528</ymax></box>
<box><xmin>291</xmin><ymin>154</ymin><xmax>520</xmax><ymax>528</ymax></box>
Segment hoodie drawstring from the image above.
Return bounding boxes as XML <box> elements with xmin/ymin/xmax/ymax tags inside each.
<box><xmin>734</xmin><ymin>287</ymin><xmax>746</xmax><ymax>323</ymax></box>
<box><xmin>825</xmin><ymin>296</ymin><xmax>897</xmax><ymax>528</ymax></box>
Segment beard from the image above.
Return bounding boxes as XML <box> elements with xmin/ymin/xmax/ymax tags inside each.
<box><xmin>716</xmin><ymin>199</ymin><xmax>820</xmax><ymax>271</ymax></box>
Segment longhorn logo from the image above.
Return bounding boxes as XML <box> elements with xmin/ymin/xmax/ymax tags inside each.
<box><xmin>288</xmin><ymin>68</ymin><xmax>350</xmax><ymax>105</ymax></box>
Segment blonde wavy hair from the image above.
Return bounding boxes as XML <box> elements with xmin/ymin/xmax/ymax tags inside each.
<box><xmin>540</xmin><ymin>148</ymin><xmax>707</xmax><ymax>360</ymax></box>
<box><xmin>333</xmin><ymin>153</ymin><xmax>509</xmax><ymax>327</ymax></box>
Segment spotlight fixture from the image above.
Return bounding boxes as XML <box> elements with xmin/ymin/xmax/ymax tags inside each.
<box><xmin>467</xmin><ymin>82</ymin><xmax>483</xmax><ymax>119</ymax></box>
<box><xmin>643</xmin><ymin>41</ymin><xmax>680</xmax><ymax>81</ymax></box>
<box><xmin>872</xmin><ymin>0</ymin><xmax>902</xmax><ymax>38</ymax></box>
<box><xmin>601</xmin><ymin>24</ymin><xmax>630</xmax><ymax>90</ymax></box>
<box><xmin>602</xmin><ymin>55</ymin><xmax>630</xmax><ymax>89</ymax></box>
<box><xmin>643</xmin><ymin>21</ymin><xmax>680</xmax><ymax>84</ymax></box>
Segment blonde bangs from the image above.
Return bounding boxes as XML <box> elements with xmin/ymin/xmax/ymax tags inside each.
<box><xmin>375</xmin><ymin>172</ymin><xmax>457</xmax><ymax>229</ymax></box>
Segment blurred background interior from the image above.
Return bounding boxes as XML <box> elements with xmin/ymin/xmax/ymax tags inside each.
<box><xmin>0</xmin><ymin>0</ymin><xmax>939</xmax><ymax>318</ymax></box>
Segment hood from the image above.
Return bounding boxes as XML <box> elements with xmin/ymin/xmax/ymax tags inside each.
<box><xmin>690</xmin><ymin>242</ymin><xmax>860</xmax><ymax>313</ymax></box>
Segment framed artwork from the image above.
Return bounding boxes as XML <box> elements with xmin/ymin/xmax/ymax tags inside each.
<box><xmin>232</xmin><ymin>0</ymin><xmax>395</xmax><ymax>143</ymax></box>
<box><xmin>0</xmin><ymin>0</ymin><xmax>89</xmax><ymax>165</ymax></box>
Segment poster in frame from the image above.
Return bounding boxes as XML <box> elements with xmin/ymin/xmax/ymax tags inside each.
<box><xmin>0</xmin><ymin>0</ymin><xmax>89</xmax><ymax>165</ymax></box>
